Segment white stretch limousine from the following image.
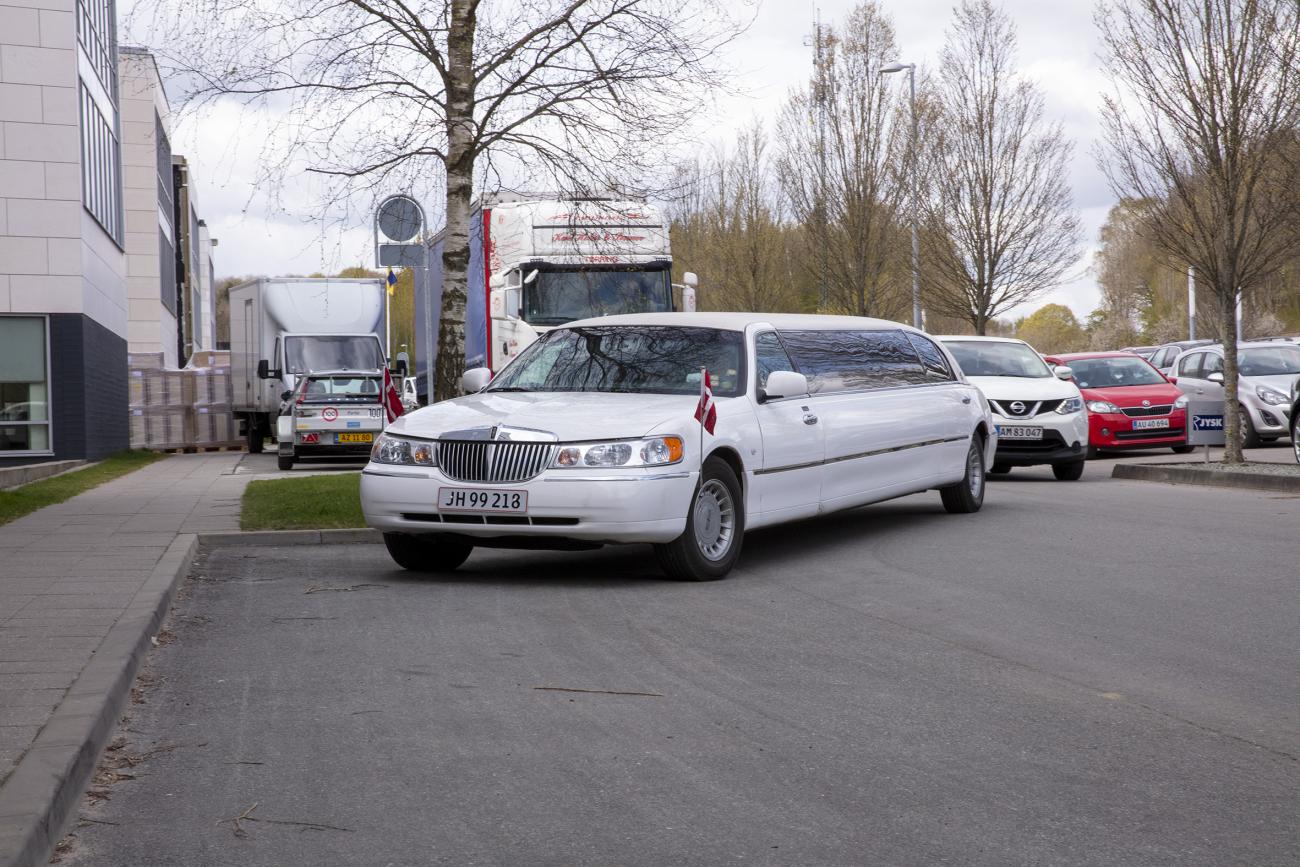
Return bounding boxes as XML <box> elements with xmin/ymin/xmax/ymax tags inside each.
<box><xmin>361</xmin><ymin>313</ymin><xmax>996</xmax><ymax>580</ymax></box>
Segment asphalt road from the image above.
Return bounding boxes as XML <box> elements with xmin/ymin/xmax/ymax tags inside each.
<box><xmin>65</xmin><ymin>465</ymin><xmax>1298</xmax><ymax>866</ymax></box>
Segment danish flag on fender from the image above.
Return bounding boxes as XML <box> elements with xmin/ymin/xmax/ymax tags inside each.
<box><xmin>694</xmin><ymin>368</ymin><xmax>717</xmax><ymax>434</ymax></box>
<box><xmin>382</xmin><ymin>368</ymin><xmax>405</xmax><ymax>425</ymax></box>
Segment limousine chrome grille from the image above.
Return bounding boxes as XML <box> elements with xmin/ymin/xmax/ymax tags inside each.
<box><xmin>437</xmin><ymin>439</ymin><xmax>556</xmax><ymax>484</ymax></box>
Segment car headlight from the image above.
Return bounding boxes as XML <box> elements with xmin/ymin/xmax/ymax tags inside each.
<box><xmin>1173</xmin><ymin>394</ymin><xmax>1189</xmax><ymax>410</ymax></box>
<box><xmin>1055</xmin><ymin>396</ymin><xmax>1083</xmax><ymax>414</ymax></box>
<box><xmin>1256</xmin><ymin>386</ymin><xmax>1288</xmax><ymax>406</ymax></box>
<box><xmin>1086</xmin><ymin>400</ymin><xmax>1119</xmax><ymax>413</ymax></box>
<box><xmin>551</xmin><ymin>435</ymin><xmax>685</xmax><ymax>469</ymax></box>
<box><xmin>371</xmin><ymin>433</ymin><xmax>437</xmax><ymax>466</ymax></box>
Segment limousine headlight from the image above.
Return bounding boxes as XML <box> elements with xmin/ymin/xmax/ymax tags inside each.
<box><xmin>1055</xmin><ymin>396</ymin><xmax>1083</xmax><ymax>415</ymax></box>
<box><xmin>552</xmin><ymin>435</ymin><xmax>685</xmax><ymax>469</ymax></box>
<box><xmin>371</xmin><ymin>433</ymin><xmax>437</xmax><ymax>466</ymax></box>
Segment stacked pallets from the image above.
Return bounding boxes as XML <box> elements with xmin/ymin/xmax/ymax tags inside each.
<box><xmin>127</xmin><ymin>351</ymin><xmax>240</xmax><ymax>451</ymax></box>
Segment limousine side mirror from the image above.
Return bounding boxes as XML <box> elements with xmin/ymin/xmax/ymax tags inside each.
<box><xmin>462</xmin><ymin>367</ymin><xmax>493</xmax><ymax>393</ymax></box>
<box><xmin>1053</xmin><ymin>365</ymin><xmax>1073</xmax><ymax>381</ymax></box>
<box><xmin>1207</xmin><ymin>371</ymin><xmax>1225</xmax><ymax>384</ymax></box>
<box><xmin>760</xmin><ymin>370</ymin><xmax>809</xmax><ymax>402</ymax></box>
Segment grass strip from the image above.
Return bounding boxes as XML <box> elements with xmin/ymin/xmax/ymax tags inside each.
<box><xmin>240</xmin><ymin>473</ymin><xmax>365</xmax><ymax>530</ymax></box>
<box><xmin>0</xmin><ymin>450</ymin><xmax>166</xmax><ymax>526</ymax></box>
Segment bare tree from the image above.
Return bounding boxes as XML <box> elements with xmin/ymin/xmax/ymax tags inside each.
<box><xmin>667</xmin><ymin>124</ymin><xmax>806</xmax><ymax>312</ymax></box>
<box><xmin>775</xmin><ymin>1</ymin><xmax>911</xmax><ymax>320</ymax></box>
<box><xmin>1096</xmin><ymin>0</ymin><xmax>1300</xmax><ymax>462</ymax></box>
<box><xmin>920</xmin><ymin>0</ymin><xmax>1081</xmax><ymax>335</ymax></box>
<box><xmin>133</xmin><ymin>0</ymin><xmax>744</xmax><ymax>400</ymax></box>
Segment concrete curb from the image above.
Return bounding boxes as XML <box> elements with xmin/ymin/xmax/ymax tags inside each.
<box><xmin>197</xmin><ymin>528</ymin><xmax>382</xmax><ymax>548</ymax></box>
<box><xmin>0</xmin><ymin>534</ymin><xmax>198</xmax><ymax>867</ymax></box>
<box><xmin>1112</xmin><ymin>462</ymin><xmax>1300</xmax><ymax>492</ymax></box>
<box><xmin>0</xmin><ymin>460</ymin><xmax>86</xmax><ymax>491</ymax></box>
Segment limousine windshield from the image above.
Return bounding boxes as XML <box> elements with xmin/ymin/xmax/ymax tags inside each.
<box><xmin>489</xmin><ymin>325</ymin><xmax>745</xmax><ymax>396</ymax></box>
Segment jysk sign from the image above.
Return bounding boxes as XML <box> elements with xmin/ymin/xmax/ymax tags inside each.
<box><xmin>1187</xmin><ymin>400</ymin><xmax>1225</xmax><ymax>446</ymax></box>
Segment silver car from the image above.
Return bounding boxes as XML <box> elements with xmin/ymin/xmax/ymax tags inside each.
<box><xmin>1170</xmin><ymin>342</ymin><xmax>1300</xmax><ymax>447</ymax></box>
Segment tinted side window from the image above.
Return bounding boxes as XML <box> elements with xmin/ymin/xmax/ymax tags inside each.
<box><xmin>1176</xmin><ymin>352</ymin><xmax>1202</xmax><ymax>377</ymax></box>
<box><xmin>906</xmin><ymin>333</ymin><xmax>955</xmax><ymax>380</ymax></box>
<box><xmin>779</xmin><ymin>329</ymin><xmax>929</xmax><ymax>393</ymax></box>
<box><xmin>754</xmin><ymin>331</ymin><xmax>796</xmax><ymax>389</ymax></box>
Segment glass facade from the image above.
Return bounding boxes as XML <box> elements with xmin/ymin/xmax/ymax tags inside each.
<box><xmin>79</xmin><ymin>83</ymin><xmax>123</xmax><ymax>244</ymax></box>
<box><xmin>0</xmin><ymin>317</ymin><xmax>51</xmax><ymax>453</ymax></box>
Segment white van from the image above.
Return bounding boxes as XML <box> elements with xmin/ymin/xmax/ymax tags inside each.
<box><xmin>361</xmin><ymin>313</ymin><xmax>996</xmax><ymax>581</ymax></box>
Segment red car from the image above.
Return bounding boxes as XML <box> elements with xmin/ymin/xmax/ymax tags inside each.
<box><xmin>1045</xmin><ymin>352</ymin><xmax>1194</xmax><ymax>456</ymax></box>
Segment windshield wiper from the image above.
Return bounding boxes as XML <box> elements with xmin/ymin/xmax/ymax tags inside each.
<box><xmin>487</xmin><ymin>387</ymin><xmax>537</xmax><ymax>392</ymax></box>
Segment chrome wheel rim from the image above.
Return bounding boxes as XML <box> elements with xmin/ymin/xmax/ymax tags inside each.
<box><xmin>1293</xmin><ymin>421</ymin><xmax>1300</xmax><ymax>463</ymax></box>
<box><xmin>967</xmin><ymin>443</ymin><xmax>984</xmax><ymax>498</ymax></box>
<box><xmin>1240</xmin><ymin>410</ymin><xmax>1250</xmax><ymax>446</ymax></box>
<box><xmin>693</xmin><ymin>479</ymin><xmax>736</xmax><ymax>562</ymax></box>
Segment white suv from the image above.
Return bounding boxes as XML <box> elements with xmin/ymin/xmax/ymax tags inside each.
<box><xmin>938</xmin><ymin>336</ymin><xmax>1089</xmax><ymax>480</ymax></box>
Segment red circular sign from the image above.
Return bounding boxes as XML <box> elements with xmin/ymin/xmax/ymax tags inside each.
<box><xmin>322</xmin><ymin>407</ymin><xmax>338</xmax><ymax>421</ymax></box>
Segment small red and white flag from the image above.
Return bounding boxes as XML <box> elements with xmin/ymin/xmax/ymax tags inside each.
<box><xmin>694</xmin><ymin>368</ymin><xmax>716</xmax><ymax>435</ymax></box>
<box><xmin>382</xmin><ymin>368</ymin><xmax>405</xmax><ymax>425</ymax></box>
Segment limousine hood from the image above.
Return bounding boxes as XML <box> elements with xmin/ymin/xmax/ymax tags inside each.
<box><xmin>965</xmin><ymin>375</ymin><xmax>1076</xmax><ymax>403</ymax></box>
<box><xmin>391</xmin><ymin>391</ymin><xmax>702</xmax><ymax>441</ymax></box>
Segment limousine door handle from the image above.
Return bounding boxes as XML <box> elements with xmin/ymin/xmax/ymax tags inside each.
<box><xmin>802</xmin><ymin>412</ymin><xmax>819</xmax><ymax>425</ymax></box>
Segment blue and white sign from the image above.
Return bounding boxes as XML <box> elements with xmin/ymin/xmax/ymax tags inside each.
<box><xmin>1187</xmin><ymin>400</ymin><xmax>1226</xmax><ymax>446</ymax></box>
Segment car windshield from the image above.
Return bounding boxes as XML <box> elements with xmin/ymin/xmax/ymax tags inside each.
<box><xmin>1238</xmin><ymin>347</ymin><xmax>1300</xmax><ymax>376</ymax></box>
<box><xmin>298</xmin><ymin>375</ymin><xmax>382</xmax><ymax>402</ymax></box>
<box><xmin>488</xmin><ymin>325</ymin><xmax>745</xmax><ymax>396</ymax></box>
<box><xmin>943</xmin><ymin>341</ymin><xmax>1051</xmax><ymax>378</ymax></box>
<box><xmin>523</xmin><ymin>267</ymin><xmax>673</xmax><ymax>326</ymax></box>
<box><xmin>1068</xmin><ymin>357</ymin><xmax>1166</xmax><ymax>388</ymax></box>
<box><xmin>285</xmin><ymin>336</ymin><xmax>384</xmax><ymax>375</ymax></box>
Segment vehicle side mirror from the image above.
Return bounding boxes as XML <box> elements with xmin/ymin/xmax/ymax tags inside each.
<box><xmin>257</xmin><ymin>359</ymin><xmax>270</xmax><ymax>379</ymax></box>
<box><xmin>760</xmin><ymin>370</ymin><xmax>809</xmax><ymax>402</ymax></box>
<box><xmin>1207</xmin><ymin>371</ymin><xmax>1224</xmax><ymax>384</ymax></box>
<box><xmin>1053</xmin><ymin>365</ymin><xmax>1073</xmax><ymax>381</ymax></box>
<box><xmin>461</xmin><ymin>367</ymin><xmax>492</xmax><ymax>393</ymax></box>
<box><xmin>280</xmin><ymin>390</ymin><xmax>292</xmax><ymax>402</ymax></box>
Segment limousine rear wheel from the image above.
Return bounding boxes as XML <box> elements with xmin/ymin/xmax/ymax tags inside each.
<box><xmin>940</xmin><ymin>436</ymin><xmax>986</xmax><ymax>514</ymax></box>
<box><xmin>654</xmin><ymin>457</ymin><xmax>744</xmax><ymax>581</ymax></box>
<box><xmin>383</xmin><ymin>532</ymin><xmax>473</xmax><ymax>573</ymax></box>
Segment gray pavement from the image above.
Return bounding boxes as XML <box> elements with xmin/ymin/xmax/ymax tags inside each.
<box><xmin>61</xmin><ymin>462</ymin><xmax>1299</xmax><ymax>866</ymax></box>
<box><xmin>0</xmin><ymin>452</ymin><xmax>313</xmax><ymax>866</ymax></box>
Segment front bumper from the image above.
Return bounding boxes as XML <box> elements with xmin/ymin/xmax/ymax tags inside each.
<box><xmin>991</xmin><ymin>411</ymin><xmax>1089</xmax><ymax>466</ymax></box>
<box><xmin>360</xmin><ymin>466</ymin><xmax>698</xmax><ymax>544</ymax></box>
<box><xmin>1089</xmin><ymin>409</ymin><xmax>1188</xmax><ymax>449</ymax></box>
<box><xmin>1244</xmin><ymin>400</ymin><xmax>1291</xmax><ymax>437</ymax></box>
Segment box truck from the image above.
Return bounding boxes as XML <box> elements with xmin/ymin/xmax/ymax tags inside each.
<box><xmin>413</xmin><ymin>195</ymin><xmax>696</xmax><ymax>400</ymax></box>
<box><xmin>229</xmin><ymin>277</ymin><xmax>389</xmax><ymax>452</ymax></box>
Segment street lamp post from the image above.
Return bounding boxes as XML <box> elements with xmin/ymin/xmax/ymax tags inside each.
<box><xmin>881</xmin><ymin>61</ymin><xmax>921</xmax><ymax>330</ymax></box>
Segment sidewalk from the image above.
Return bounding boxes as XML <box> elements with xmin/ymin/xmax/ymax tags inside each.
<box><xmin>0</xmin><ymin>452</ymin><xmax>252</xmax><ymax>866</ymax></box>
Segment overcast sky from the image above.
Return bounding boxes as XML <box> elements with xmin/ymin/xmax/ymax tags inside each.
<box><xmin>170</xmin><ymin>0</ymin><xmax>1112</xmax><ymax>321</ymax></box>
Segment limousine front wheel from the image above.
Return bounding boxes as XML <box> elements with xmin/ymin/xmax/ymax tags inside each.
<box><xmin>939</xmin><ymin>436</ymin><xmax>986</xmax><ymax>514</ymax></box>
<box><xmin>654</xmin><ymin>457</ymin><xmax>744</xmax><ymax>581</ymax></box>
<box><xmin>383</xmin><ymin>532</ymin><xmax>474</xmax><ymax>573</ymax></box>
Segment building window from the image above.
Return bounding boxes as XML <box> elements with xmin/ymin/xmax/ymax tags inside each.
<box><xmin>76</xmin><ymin>0</ymin><xmax>117</xmax><ymax>102</ymax></box>
<box><xmin>79</xmin><ymin>83</ymin><xmax>123</xmax><ymax>244</ymax></box>
<box><xmin>0</xmin><ymin>317</ymin><xmax>52</xmax><ymax>454</ymax></box>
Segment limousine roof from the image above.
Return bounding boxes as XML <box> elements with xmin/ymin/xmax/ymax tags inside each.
<box><xmin>564</xmin><ymin>311</ymin><xmax>922</xmax><ymax>333</ymax></box>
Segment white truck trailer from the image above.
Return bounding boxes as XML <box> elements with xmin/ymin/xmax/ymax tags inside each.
<box><xmin>229</xmin><ymin>277</ymin><xmax>389</xmax><ymax>452</ymax></box>
<box><xmin>414</xmin><ymin>195</ymin><xmax>696</xmax><ymax>398</ymax></box>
